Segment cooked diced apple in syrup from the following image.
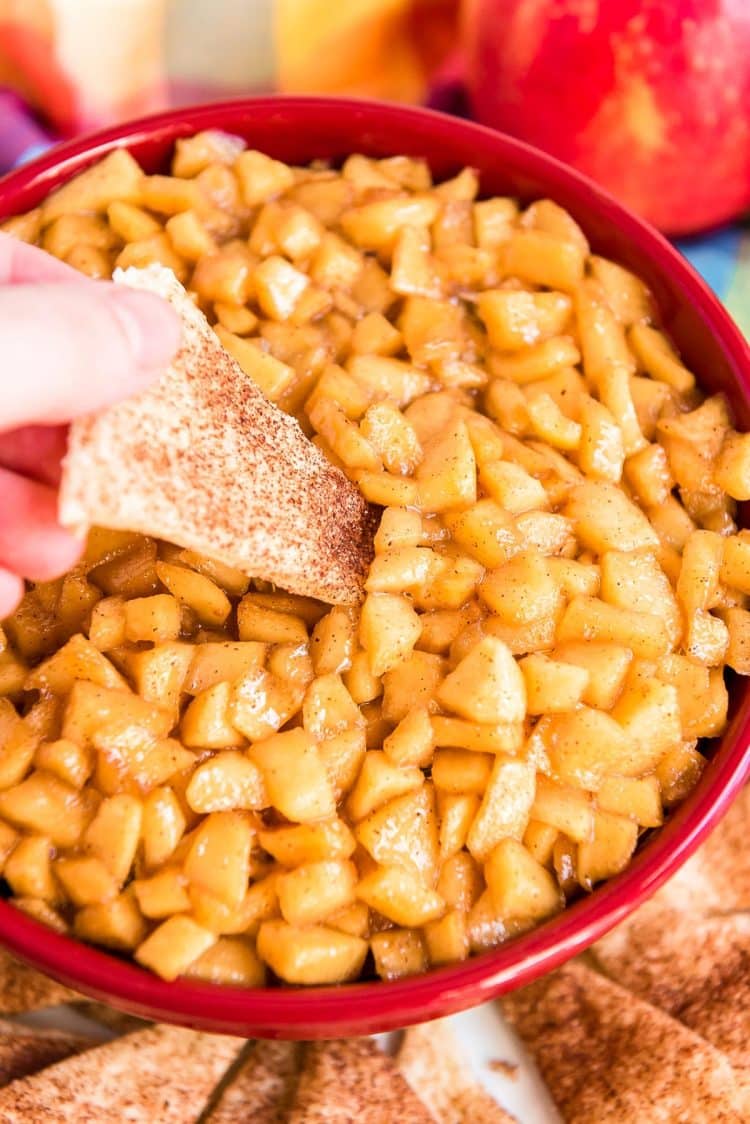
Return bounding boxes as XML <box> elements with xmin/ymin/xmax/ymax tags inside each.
<box><xmin>249</xmin><ymin>729</ymin><xmax>336</xmax><ymax>824</ymax></box>
<box><xmin>257</xmin><ymin>920</ymin><xmax>367</xmax><ymax>985</ymax></box>
<box><xmin>437</xmin><ymin>636</ymin><xmax>526</xmax><ymax>725</ymax></box>
<box><xmin>485</xmin><ymin>838</ymin><xmax>563</xmax><ymax>922</ymax></box>
<box><xmin>466</xmin><ymin>757</ymin><xmax>536</xmax><ymax>862</ymax></box>
<box><xmin>5</xmin><ymin>140</ymin><xmax>750</xmax><ymax>987</ymax></box>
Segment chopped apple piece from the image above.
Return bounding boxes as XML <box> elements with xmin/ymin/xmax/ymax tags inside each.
<box><xmin>437</xmin><ymin>636</ymin><xmax>526</xmax><ymax>724</ymax></box>
<box><xmin>485</xmin><ymin>838</ymin><xmax>562</xmax><ymax>921</ymax></box>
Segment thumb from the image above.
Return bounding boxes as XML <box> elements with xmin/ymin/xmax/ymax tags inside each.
<box><xmin>0</xmin><ymin>280</ymin><xmax>180</xmax><ymax>429</ymax></box>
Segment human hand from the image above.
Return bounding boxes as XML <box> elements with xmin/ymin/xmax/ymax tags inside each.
<box><xmin>0</xmin><ymin>233</ymin><xmax>180</xmax><ymax>617</ymax></box>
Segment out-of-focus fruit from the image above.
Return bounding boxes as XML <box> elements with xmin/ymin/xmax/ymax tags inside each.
<box><xmin>464</xmin><ymin>0</ymin><xmax>750</xmax><ymax>234</ymax></box>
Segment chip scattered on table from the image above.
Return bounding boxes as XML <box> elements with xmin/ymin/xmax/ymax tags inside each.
<box><xmin>0</xmin><ymin>1019</ymin><xmax>92</xmax><ymax>1088</ymax></box>
<box><xmin>288</xmin><ymin>1039</ymin><xmax>434</xmax><ymax>1123</ymax></box>
<box><xmin>208</xmin><ymin>1040</ymin><xmax>301</xmax><ymax>1123</ymax></box>
<box><xmin>593</xmin><ymin>907</ymin><xmax>750</xmax><ymax>1114</ymax></box>
<box><xmin>502</xmin><ymin>959</ymin><xmax>744</xmax><ymax>1122</ymax></box>
<box><xmin>0</xmin><ymin>1023</ymin><xmax>243</xmax><ymax>1124</ymax></box>
<box><xmin>0</xmin><ymin>950</ymin><xmax>77</xmax><ymax>1015</ymax></box>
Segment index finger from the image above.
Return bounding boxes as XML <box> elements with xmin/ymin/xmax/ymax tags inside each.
<box><xmin>0</xmin><ymin>232</ymin><xmax>89</xmax><ymax>284</ymax></box>
<box><xmin>0</xmin><ymin>279</ymin><xmax>181</xmax><ymax>429</ymax></box>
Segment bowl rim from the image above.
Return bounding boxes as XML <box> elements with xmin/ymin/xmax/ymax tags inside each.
<box><xmin>1</xmin><ymin>94</ymin><xmax>749</xmax><ymax>1038</ymax></box>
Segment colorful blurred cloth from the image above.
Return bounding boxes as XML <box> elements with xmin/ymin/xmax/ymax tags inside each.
<box><xmin>0</xmin><ymin>0</ymin><xmax>457</xmax><ymax>129</ymax></box>
<box><xmin>0</xmin><ymin>0</ymin><xmax>167</xmax><ymax>134</ymax></box>
<box><xmin>677</xmin><ymin>227</ymin><xmax>750</xmax><ymax>341</ymax></box>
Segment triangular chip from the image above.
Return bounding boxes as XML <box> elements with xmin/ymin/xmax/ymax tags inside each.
<box><xmin>0</xmin><ymin>1019</ymin><xmax>92</xmax><ymax>1087</ymax></box>
<box><xmin>0</xmin><ymin>1023</ymin><xmax>243</xmax><ymax>1122</ymax></box>
<box><xmin>502</xmin><ymin>960</ymin><xmax>743</xmax><ymax>1122</ymax></box>
<box><xmin>398</xmin><ymin>1020</ymin><xmax>516</xmax><ymax>1122</ymax></box>
<box><xmin>593</xmin><ymin>907</ymin><xmax>750</xmax><ymax>1114</ymax></box>
<box><xmin>0</xmin><ymin>951</ymin><xmax>77</xmax><ymax>1014</ymax></box>
<box><xmin>288</xmin><ymin>1039</ymin><xmax>434</xmax><ymax>1123</ymax></box>
<box><xmin>60</xmin><ymin>265</ymin><xmax>375</xmax><ymax>605</ymax></box>
<box><xmin>209</xmin><ymin>1039</ymin><xmax>301</xmax><ymax>1122</ymax></box>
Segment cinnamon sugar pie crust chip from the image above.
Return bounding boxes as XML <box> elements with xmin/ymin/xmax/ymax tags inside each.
<box><xmin>59</xmin><ymin>265</ymin><xmax>375</xmax><ymax>605</ymax></box>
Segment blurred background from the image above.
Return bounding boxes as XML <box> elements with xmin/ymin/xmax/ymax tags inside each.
<box><xmin>0</xmin><ymin>0</ymin><xmax>747</xmax><ymax>330</ymax></box>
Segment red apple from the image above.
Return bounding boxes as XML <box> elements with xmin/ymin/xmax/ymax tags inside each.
<box><xmin>463</xmin><ymin>0</ymin><xmax>750</xmax><ymax>235</ymax></box>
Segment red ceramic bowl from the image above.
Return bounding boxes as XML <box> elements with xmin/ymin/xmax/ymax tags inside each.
<box><xmin>0</xmin><ymin>97</ymin><xmax>749</xmax><ymax>1039</ymax></box>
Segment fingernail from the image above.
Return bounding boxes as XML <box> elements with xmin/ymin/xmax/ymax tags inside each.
<box><xmin>107</xmin><ymin>289</ymin><xmax>181</xmax><ymax>373</ymax></box>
